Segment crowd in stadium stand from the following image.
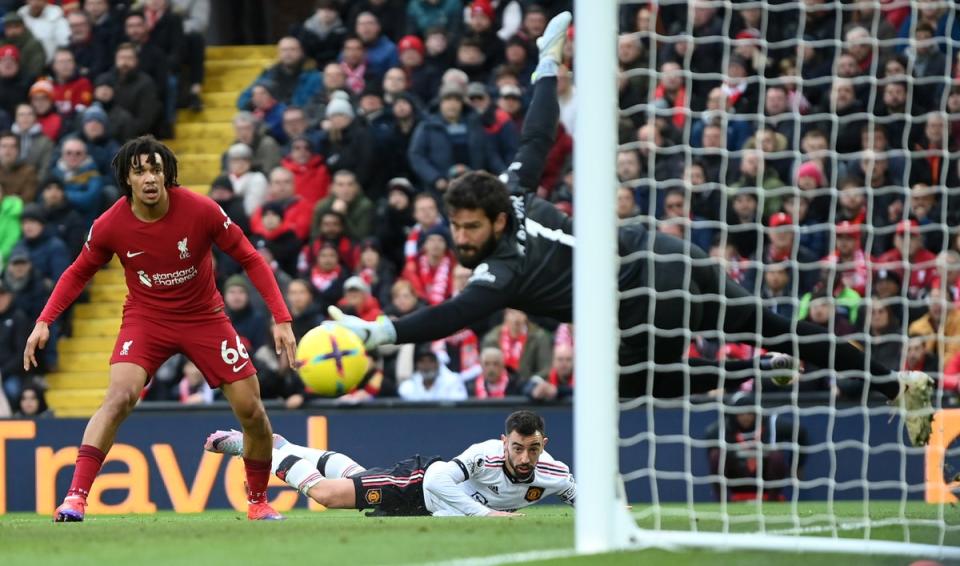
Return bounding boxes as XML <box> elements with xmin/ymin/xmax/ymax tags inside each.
<box><xmin>0</xmin><ymin>0</ymin><xmax>957</xmax><ymax>412</ymax></box>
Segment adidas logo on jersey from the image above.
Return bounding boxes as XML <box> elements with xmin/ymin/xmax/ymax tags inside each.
<box><xmin>469</xmin><ymin>263</ymin><xmax>496</xmax><ymax>284</ymax></box>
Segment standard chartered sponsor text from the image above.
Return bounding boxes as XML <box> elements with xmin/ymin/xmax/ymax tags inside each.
<box><xmin>151</xmin><ymin>266</ymin><xmax>198</xmax><ymax>286</ymax></box>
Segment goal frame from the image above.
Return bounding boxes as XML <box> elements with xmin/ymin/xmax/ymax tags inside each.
<box><xmin>570</xmin><ymin>0</ymin><xmax>960</xmax><ymax>560</ymax></box>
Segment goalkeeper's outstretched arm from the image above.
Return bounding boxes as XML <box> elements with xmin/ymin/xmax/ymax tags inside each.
<box><xmin>329</xmin><ymin>284</ymin><xmax>510</xmax><ymax>348</ymax></box>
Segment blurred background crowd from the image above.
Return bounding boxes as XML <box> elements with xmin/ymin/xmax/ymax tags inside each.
<box><xmin>0</xmin><ymin>0</ymin><xmax>957</xmax><ymax>416</ymax></box>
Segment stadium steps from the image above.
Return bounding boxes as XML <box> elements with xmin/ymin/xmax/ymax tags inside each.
<box><xmin>45</xmin><ymin>45</ymin><xmax>276</xmax><ymax>417</ymax></box>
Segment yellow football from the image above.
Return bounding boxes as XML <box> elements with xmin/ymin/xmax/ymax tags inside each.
<box><xmin>296</xmin><ymin>324</ymin><xmax>369</xmax><ymax>396</ymax></box>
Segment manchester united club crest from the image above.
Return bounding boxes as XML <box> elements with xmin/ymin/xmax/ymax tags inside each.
<box><xmin>365</xmin><ymin>489</ymin><xmax>382</xmax><ymax>505</ymax></box>
<box><xmin>524</xmin><ymin>486</ymin><xmax>544</xmax><ymax>502</ymax></box>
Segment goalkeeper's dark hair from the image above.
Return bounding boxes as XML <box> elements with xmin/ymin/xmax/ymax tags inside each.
<box><xmin>445</xmin><ymin>171</ymin><xmax>511</xmax><ymax>224</ymax></box>
<box><xmin>505</xmin><ymin>410</ymin><xmax>545</xmax><ymax>437</ymax></box>
<box><xmin>111</xmin><ymin>135</ymin><xmax>179</xmax><ymax>198</ymax></box>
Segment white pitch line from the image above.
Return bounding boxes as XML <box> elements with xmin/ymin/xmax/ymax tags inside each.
<box><xmin>417</xmin><ymin>548</ymin><xmax>579</xmax><ymax>566</ymax></box>
<box><xmin>768</xmin><ymin>517</ymin><xmax>942</xmax><ymax>536</ymax></box>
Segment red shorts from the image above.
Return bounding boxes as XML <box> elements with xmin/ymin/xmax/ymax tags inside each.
<box><xmin>110</xmin><ymin>310</ymin><xmax>257</xmax><ymax>388</ymax></box>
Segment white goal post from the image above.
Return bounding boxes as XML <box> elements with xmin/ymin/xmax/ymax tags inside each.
<box><xmin>572</xmin><ymin>0</ymin><xmax>960</xmax><ymax>560</ymax></box>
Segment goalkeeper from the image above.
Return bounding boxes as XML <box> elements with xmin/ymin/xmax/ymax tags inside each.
<box><xmin>329</xmin><ymin>12</ymin><xmax>933</xmax><ymax>446</ymax></box>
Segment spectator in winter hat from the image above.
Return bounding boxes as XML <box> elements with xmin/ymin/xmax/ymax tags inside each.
<box><xmin>875</xmin><ymin>220</ymin><xmax>938</xmax><ymax>300</ymax></box>
<box><xmin>2</xmin><ymin>12</ymin><xmax>46</xmax><ymax>80</ymax></box>
<box><xmin>226</xmin><ymin>142</ymin><xmax>269</xmax><ymax>217</ymax></box>
<box><xmin>318</xmin><ymin>91</ymin><xmax>374</xmax><ymax>188</ymax></box>
<box><xmin>38</xmin><ymin>177</ymin><xmax>85</xmax><ymax>257</ymax></box>
<box><xmin>0</xmin><ymin>45</ymin><xmax>31</xmax><ymax>117</ymax></box>
<box><xmin>281</xmin><ymin>135</ymin><xmax>330</xmax><ymax>208</ymax></box>
<box><xmin>291</xmin><ymin>0</ymin><xmax>347</xmax><ymax>67</ymax></box>
<box><xmin>398</xmin><ymin>343</ymin><xmax>468</xmax><ymax>402</ymax></box>
<box><xmin>74</xmin><ymin>104</ymin><xmax>119</xmax><ymax>177</ymax></box>
<box><xmin>28</xmin><ymin>79</ymin><xmax>62</xmax><ymax>141</ymax></box>
<box><xmin>401</xmin><ymin>223</ymin><xmax>456</xmax><ymax>306</ymax></box>
<box><xmin>225</xmin><ymin>111</ymin><xmax>281</xmax><ymax>174</ymax></box>
<box><xmin>337</xmin><ymin>274</ymin><xmax>383</xmax><ymax>322</ymax></box>
<box><xmin>208</xmin><ymin>173</ymin><xmax>249</xmax><ymax>235</ymax></box>
<box><xmin>408</xmin><ymin>81</ymin><xmax>499</xmax><ymax>192</ymax></box>
<box><xmin>466</xmin><ymin>0</ymin><xmax>504</xmax><ymax>69</ymax></box>
<box><xmin>250</xmin><ymin>79</ymin><xmax>287</xmax><ymax>143</ymax></box>
<box><xmin>16</xmin><ymin>200</ymin><xmax>70</xmax><ymax>285</ymax></box>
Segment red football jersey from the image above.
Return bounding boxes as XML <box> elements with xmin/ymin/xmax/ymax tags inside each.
<box><xmin>39</xmin><ymin>187</ymin><xmax>291</xmax><ymax>324</ymax></box>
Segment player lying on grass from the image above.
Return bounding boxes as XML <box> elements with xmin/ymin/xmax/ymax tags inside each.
<box><xmin>205</xmin><ymin>410</ymin><xmax>574</xmax><ymax>516</ymax></box>
<box><xmin>326</xmin><ymin>11</ymin><xmax>934</xmax><ymax>446</ymax></box>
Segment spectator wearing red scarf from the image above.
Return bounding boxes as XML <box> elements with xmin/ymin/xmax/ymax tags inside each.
<box><xmin>404</xmin><ymin>192</ymin><xmax>444</xmax><ymax>260</ymax></box>
<box><xmin>339</xmin><ymin>36</ymin><xmax>368</xmax><ymax>95</ymax></box>
<box><xmin>402</xmin><ymin>224</ymin><xmax>455</xmax><ymax>305</ymax></box>
<box><xmin>306</xmin><ymin>241</ymin><xmax>347</xmax><ymax>308</ymax></box>
<box><xmin>527</xmin><ymin>344</ymin><xmax>574</xmax><ymax>401</ymax></box>
<box><xmin>653</xmin><ymin>60</ymin><xmax>686</xmax><ymax>129</ymax></box>
<box><xmin>821</xmin><ymin>221</ymin><xmax>870</xmax><ymax>297</ymax></box>
<box><xmin>469</xmin><ymin>347</ymin><xmax>522</xmax><ymax>399</ymax></box>
<box><xmin>441</xmin><ymin>264</ymin><xmax>481</xmax><ymax>378</ymax></box>
<box><xmin>299</xmin><ymin>210</ymin><xmax>359</xmax><ymax>273</ymax></box>
<box><xmin>481</xmin><ymin>308</ymin><xmax>553</xmax><ymax>381</ymax></box>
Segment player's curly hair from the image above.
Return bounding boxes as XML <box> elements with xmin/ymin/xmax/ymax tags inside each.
<box><xmin>445</xmin><ymin>171</ymin><xmax>512</xmax><ymax>223</ymax></box>
<box><xmin>505</xmin><ymin>410</ymin><xmax>546</xmax><ymax>437</ymax></box>
<box><xmin>111</xmin><ymin>135</ymin><xmax>179</xmax><ymax>198</ymax></box>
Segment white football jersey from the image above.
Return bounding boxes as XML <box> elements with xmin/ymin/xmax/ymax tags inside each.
<box><xmin>423</xmin><ymin>439</ymin><xmax>576</xmax><ymax>516</ymax></box>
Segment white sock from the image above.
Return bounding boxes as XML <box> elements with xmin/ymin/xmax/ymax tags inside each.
<box><xmin>277</xmin><ymin>443</ymin><xmax>366</xmax><ymax>478</ymax></box>
<box><xmin>271</xmin><ymin>448</ymin><xmax>324</xmax><ymax>494</ymax></box>
<box><xmin>534</xmin><ymin>58</ymin><xmax>559</xmax><ymax>80</ymax></box>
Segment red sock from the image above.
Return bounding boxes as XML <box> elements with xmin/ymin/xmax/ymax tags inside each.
<box><xmin>67</xmin><ymin>444</ymin><xmax>106</xmax><ymax>499</ymax></box>
<box><xmin>244</xmin><ymin>458</ymin><xmax>271</xmax><ymax>504</ymax></box>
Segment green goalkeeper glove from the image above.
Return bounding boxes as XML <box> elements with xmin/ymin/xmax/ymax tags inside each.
<box><xmin>327</xmin><ymin>306</ymin><xmax>397</xmax><ymax>350</ymax></box>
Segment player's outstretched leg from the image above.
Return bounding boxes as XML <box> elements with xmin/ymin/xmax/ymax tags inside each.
<box><xmin>206</xmin><ymin>430</ymin><xmax>367</xmax><ymax>478</ymax></box>
<box><xmin>221</xmin><ymin>376</ymin><xmax>283</xmax><ymax>520</ymax></box>
<box><xmin>685</xmin><ymin>245</ymin><xmax>934</xmax><ymax>446</ymax></box>
<box><xmin>274</xmin><ymin>435</ymin><xmax>367</xmax><ymax>478</ymax></box>
<box><xmin>54</xmin><ymin>363</ymin><xmax>148</xmax><ymax>522</ymax></box>
<box><xmin>271</xmin><ymin>450</ymin><xmax>357</xmax><ymax>509</ymax></box>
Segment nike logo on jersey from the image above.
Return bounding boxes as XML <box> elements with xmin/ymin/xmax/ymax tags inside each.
<box><xmin>127</xmin><ymin>251</ymin><xmax>145</xmax><ymax>257</ymax></box>
<box><xmin>232</xmin><ymin>360</ymin><xmax>250</xmax><ymax>373</ymax></box>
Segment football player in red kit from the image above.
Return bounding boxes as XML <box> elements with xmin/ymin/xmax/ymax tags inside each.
<box><xmin>24</xmin><ymin>136</ymin><xmax>298</xmax><ymax>522</ymax></box>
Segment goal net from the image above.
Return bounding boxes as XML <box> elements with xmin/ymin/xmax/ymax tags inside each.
<box><xmin>573</xmin><ymin>0</ymin><xmax>960</xmax><ymax>559</ymax></box>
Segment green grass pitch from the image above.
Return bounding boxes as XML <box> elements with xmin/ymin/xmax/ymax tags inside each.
<box><xmin>1</xmin><ymin>503</ymin><xmax>957</xmax><ymax>565</ymax></box>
